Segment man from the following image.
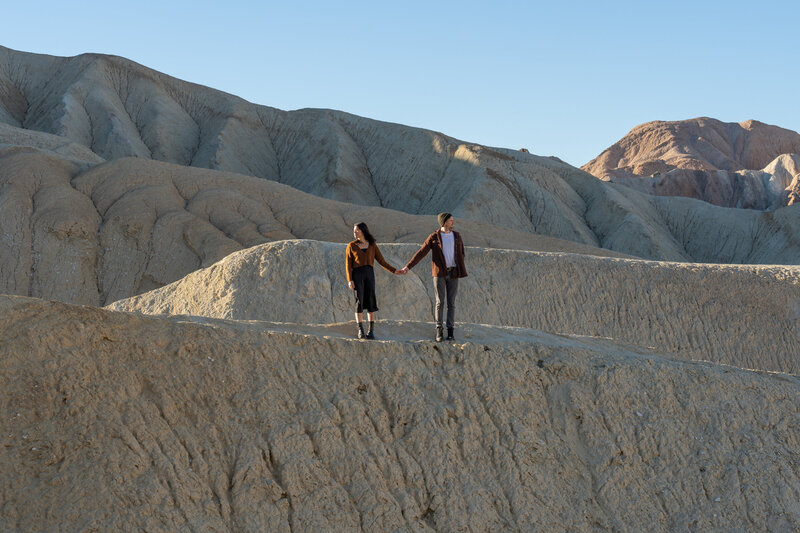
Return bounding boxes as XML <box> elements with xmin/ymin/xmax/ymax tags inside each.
<box><xmin>400</xmin><ymin>212</ymin><xmax>467</xmax><ymax>341</ymax></box>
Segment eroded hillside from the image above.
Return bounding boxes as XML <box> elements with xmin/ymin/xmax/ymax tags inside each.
<box><xmin>2</xmin><ymin>295</ymin><xmax>799</xmax><ymax>532</ymax></box>
<box><xmin>0</xmin><ymin>148</ymin><xmax>624</xmax><ymax>306</ymax></box>
<box><xmin>2</xmin><ymin>47</ymin><xmax>800</xmax><ymax>269</ymax></box>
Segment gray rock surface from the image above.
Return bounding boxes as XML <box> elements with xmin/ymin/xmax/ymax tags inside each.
<box><xmin>3</xmin><ymin>46</ymin><xmax>580</xmax><ymax>233</ymax></box>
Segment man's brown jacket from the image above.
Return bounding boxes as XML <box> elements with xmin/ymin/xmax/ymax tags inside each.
<box><xmin>406</xmin><ymin>230</ymin><xmax>468</xmax><ymax>278</ymax></box>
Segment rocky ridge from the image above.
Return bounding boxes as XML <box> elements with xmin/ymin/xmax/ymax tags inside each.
<box><xmin>109</xmin><ymin>240</ymin><xmax>800</xmax><ymax>375</ymax></box>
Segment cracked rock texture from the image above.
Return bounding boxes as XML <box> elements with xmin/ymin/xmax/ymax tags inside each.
<box><xmin>109</xmin><ymin>240</ymin><xmax>800</xmax><ymax>375</ymax></box>
<box><xmin>582</xmin><ymin>118</ymin><xmax>800</xmax><ymax>209</ymax></box>
<box><xmin>2</xmin><ymin>295</ymin><xmax>800</xmax><ymax>532</ymax></box>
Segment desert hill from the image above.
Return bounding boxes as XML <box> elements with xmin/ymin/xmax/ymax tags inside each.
<box><xmin>0</xmin><ymin>145</ymin><xmax>628</xmax><ymax>306</ymax></box>
<box><xmin>0</xmin><ymin>45</ymin><xmax>607</xmax><ymax>236</ymax></box>
<box><xmin>109</xmin><ymin>240</ymin><xmax>800</xmax><ymax>375</ymax></box>
<box><xmin>2</xmin><ymin>46</ymin><xmax>800</xmax><ymax>271</ymax></box>
<box><xmin>4</xmin><ymin>139</ymin><xmax>800</xmax><ymax>309</ymax></box>
<box><xmin>582</xmin><ymin>118</ymin><xmax>800</xmax><ymax>209</ymax></box>
<box><xmin>3</xmin><ymin>294</ymin><xmax>800</xmax><ymax>531</ymax></box>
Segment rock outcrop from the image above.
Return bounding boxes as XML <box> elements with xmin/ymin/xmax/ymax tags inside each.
<box><xmin>582</xmin><ymin>118</ymin><xmax>800</xmax><ymax>209</ymax></box>
<box><xmin>109</xmin><ymin>240</ymin><xmax>800</xmax><ymax>375</ymax></box>
<box><xmin>584</xmin><ymin>117</ymin><xmax>800</xmax><ymax>178</ymax></box>
<box><xmin>598</xmin><ymin>154</ymin><xmax>800</xmax><ymax>210</ymax></box>
<box><xmin>3</xmin><ymin>294</ymin><xmax>800</xmax><ymax>532</ymax></box>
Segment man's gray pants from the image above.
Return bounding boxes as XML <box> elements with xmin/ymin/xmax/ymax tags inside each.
<box><xmin>434</xmin><ymin>272</ymin><xmax>459</xmax><ymax>329</ymax></box>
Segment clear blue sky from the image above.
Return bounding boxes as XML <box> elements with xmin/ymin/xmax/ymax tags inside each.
<box><xmin>4</xmin><ymin>1</ymin><xmax>799</xmax><ymax>167</ymax></box>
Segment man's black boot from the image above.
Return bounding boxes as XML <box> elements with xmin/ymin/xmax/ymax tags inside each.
<box><xmin>366</xmin><ymin>321</ymin><xmax>375</xmax><ymax>339</ymax></box>
<box><xmin>357</xmin><ymin>322</ymin><xmax>365</xmax><ymax>339</ymax></box>
<box><xmin>446</xmin><ymin>327</ymin><xmax>455</xmax><ymax>341</ymax></box>
<box><xmin>435</xmin><ymin>326</ymin><xmax>444</xmax><ymax>342</ymax></box>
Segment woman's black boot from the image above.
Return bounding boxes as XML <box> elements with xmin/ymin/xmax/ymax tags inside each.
<box><xmin>446</xmin><ymin>327</ymin><xmax>455</xmax><ymax>341</ymax></box>
<box><xmin>366</xmin><ymin>321</ymin><xmax>375</xmax><ymax>339</ymax></box>
<box><xmin>357</xmin><ymin>322</ymin><xmax>365</xmax><ymax>339</ymax></box>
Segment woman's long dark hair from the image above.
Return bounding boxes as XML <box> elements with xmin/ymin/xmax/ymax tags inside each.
<box><xmin>356</xmin><ymin>222</ymin><xmax>376</xmax><ymax>245</ymax></box>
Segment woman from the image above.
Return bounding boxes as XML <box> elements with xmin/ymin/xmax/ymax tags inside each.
<box><xmin>345</xmin><ymin>222</ymin><xmax>403</xmax><ymax>339</ymax></box>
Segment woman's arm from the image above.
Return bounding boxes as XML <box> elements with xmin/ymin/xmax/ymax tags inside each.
<box><xmin>345</xmin><ymin>244</ymin><xmax>354</xmax><ymax>282</ymax></box>
<box><xmin>373</xmin><ymin>245</ymin><xmax>397</xmax><ymax>274</ymax></box>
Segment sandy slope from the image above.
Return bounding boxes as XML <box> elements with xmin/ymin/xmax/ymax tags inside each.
<box><xmin>2</xmin><ymin>295</ymin><xmax>800</xmax><ymax>532</ymax></box>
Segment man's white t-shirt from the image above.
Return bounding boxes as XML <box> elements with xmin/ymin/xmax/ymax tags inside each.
<box><xmin>440</xmin><ymin>231</ymin><xmax>456</xmax><ymax>268</ymax></box>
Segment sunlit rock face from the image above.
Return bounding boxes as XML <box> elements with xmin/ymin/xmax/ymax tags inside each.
<box><xmin>583</xmin><ymin>117</ymin><xmax>800</xmax><ymax>209</ymax></box>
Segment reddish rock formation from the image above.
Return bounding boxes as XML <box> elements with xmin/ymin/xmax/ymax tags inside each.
<box><xmin>583</xmin><ymin>118</ymin><xmax>800</xmax><ymax>209</ymax></box>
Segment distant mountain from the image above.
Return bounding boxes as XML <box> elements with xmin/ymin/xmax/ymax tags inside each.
<box><xmin>1</xmin><ymin>44</ymin><xmax>604</xmax><ymax>238</ymax></box>
<box><xmin>582</xmin><ymin>118</ymin><xmax>800</xmax><ymax>209</ymax></box>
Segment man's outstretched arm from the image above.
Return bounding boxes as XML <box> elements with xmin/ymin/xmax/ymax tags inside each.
<box><xmin>403</xmin><ymin>237</ymin><xmax>433</xmax><ymax>272</ymax></box>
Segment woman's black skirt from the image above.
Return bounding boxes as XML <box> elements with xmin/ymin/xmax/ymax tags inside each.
<box><xmin>352</xmin><ymin>265</ymin><xmax>378</xmax><ymax>313</ymax></box>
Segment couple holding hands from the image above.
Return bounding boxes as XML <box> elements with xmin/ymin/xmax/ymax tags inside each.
<box><xmin>345</xmin><ymin>213</ymin><xmax>467</xmax><ymax>342</ymax></box>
